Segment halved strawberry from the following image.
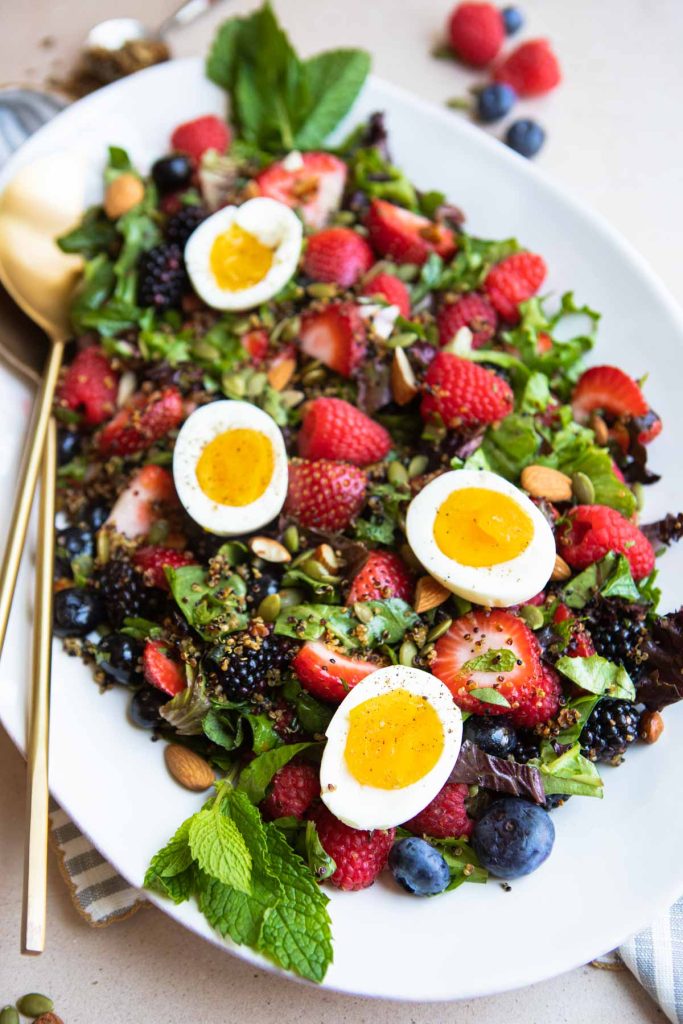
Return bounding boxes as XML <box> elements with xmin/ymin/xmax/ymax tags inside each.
<box><xmin>134</xmin><ymin>546</ymin><xmax>196</xmax><ymax>589</ymax></box>
<box><xmin>365</xmin><ymin>199</ymin><xmax>457</xmax><ymax>265</ymax></box>
<box><xmin>242</xmin><ymin>328</ymin><xmax>270</xmax><ymax>365</ymax></box>
<box><xmin>105</xmin><ymin>465</ymin><xmax>177</xmax><ymax>540</ymax></box>
<box><xmin>432</xmin><ymin>609</ymin><xmax>551</xmax><ymax>727</ymax></box>
<box><xmin>284</xmin><ymin>459</ymin><xmax>367</xmax><ymax>532</ymax></box>
<box><xmin>299</xmin><ymin>302</ymin><xmax>367</xmax><ymax>377</ymax></box>
<box><xmin>291</xmin><ymin>640</ymin><xmax>377</xmax><ymax>702</ymax></box>
<box><xmin>58</xmin><ymin>347</ymin><xmax>118</xmax><ymax>426</ymax></box>
<box><xmin>298</xmin><ymin>397</ymin><xmax>391</xmax><ymax>465</ymax></box>
<box><xmin>255</xmin><ymin>152</ymin><xmax>347</xmax><ymax>229</ymax></box>
<box><xmin>553</xmin><ymin>603</ymin><xmax>595</xmax><ymax>658</ymax></box>
<box><xmin>98</xmin><ymin>387</ymin><xmax>184</xmax><ymax>457</ymax></box>
<box><xmin>571</xmin><ymin>365</ymin><xmax>662</xmax><ymax>444</ymax></box>
<box><xmin>359</xmin><ymin>272</ymin><xmax>411</xmax><ymax>318</ymax></box>
<box><xmin>346</xmin><ymin>550</ymin><xmax>413</xmax><ymax>605</ymax></box>
<box><xmin>303</xmin><ymin>227</ymin><xmax>374</xmax><ymax>288</ymax></box>
<box><xmin>142</xmin><ymin>640</ymin><xmax>186</xmax><ymax>696</ymax></box>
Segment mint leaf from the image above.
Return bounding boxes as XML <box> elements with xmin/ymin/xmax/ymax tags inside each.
<box><xmin>281</xmin><ymin>678</ymin><xmax>334</xmax><ymax>736</ymax></box>
<box><xmin>562</xmin><ymin>553</ymin><xmax>620</xmax><ymax>609</ymax></box>
<box><xmin>462</xmin><ymin>649</ymin><xmax>517</xmax><ymax>674</ymax></box>
<box><xmin>144</xmin><ymin>818</ymin><xmax>195</xmax><ymax>904</ymax></box>
<box><xmin>295</xmin><ymin>49</ymin><xmax>371</xmax><ymax>149</ymax></box>
<box><xmin>468</xmin><ymin>687</ymin><xmax>511</xmax><ymax>708</ymax></box>
<box><xmin>189</xmin><ymin>804</ymin><xmax>252</xmax><ymax>894</ymax></box>
<box><xmin>599</xmin><ymin>554</ymin><xmax>641</xmax><ymax>602</ymax></box>
<box><xmin>555</xmin><ymin>654</ymin><xmax>636</xmax><ymax>700</ymax></box>
<box><xmin>238</xmin><ymin>742</ymin><xmax>318</xmax><ymax>805</ymax></box>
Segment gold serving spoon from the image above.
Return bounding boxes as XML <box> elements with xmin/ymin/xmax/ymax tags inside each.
<box><xmin>0</xmin><ymin>152</ymin><xmax>85</xmax><ymax>952</ymax></box>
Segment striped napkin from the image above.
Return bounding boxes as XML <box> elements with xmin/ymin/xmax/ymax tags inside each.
<box><xmin>2</xmin><ymin>87</ymin><xmax>680</xmax><ymax>1015</ymax></box>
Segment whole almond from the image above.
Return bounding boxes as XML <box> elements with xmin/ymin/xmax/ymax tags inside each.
<box><xmin>551</xmin><ymin>553</ymin><xmax>572</xmax><ymax>581</ymax></box>
<box><xmin>104</xmin><ymin>172</ymin><xmax>145</xmax><ymax>219</ymax></box>
<box><xmin>639</xmin><ymin>709</ymin><xmax>664</xmax><ymax>744</ymax></box>
<box><xmin>267</xmin><ymin>357</ymin><xmax>296</xmax><ymax>392</ymax></box>
<box><xmin>391</xmin><ymin>348</ymin><xmax>418</xmax><ymax>406</ymax></box>
<box><xmin>249</xmin><ymin>536</ymin><xmax>292</xmax><ymax>563</ymax></box>
<box><xmin>414</xmin><ymin>575</ymin><xmax>450</xmax><ymax>614</ymax></box>
<box><xmin>520</xmin><ymin>465</ymin><xmax>572</xmax><ymax>502</ymax></box>
<box><xmin>165</xmin><ymin>744</ymin><xmax>214</xmax><ymax>792</ymax></box>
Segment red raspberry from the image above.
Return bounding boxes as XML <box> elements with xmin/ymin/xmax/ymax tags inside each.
<box><xmin>557</xmin><ymin>505</ymin><xmax>656</xmax><ymax>581</ymax></box>
<box><xmin>571</xmin><ymin>365</ymin><xmax>662</xmax><ymax>445</ymax></box>
<box><xmin>346</xmin><ymin>550</ymin><xmax>413</xmax><ymax>605</ymax></box>
<box><xmin>309</xmin><ymin>803</ymin><xmax>395</xmax><ymax>891</ymax></box>
<box><xmin>134</xmin><ymin>546</ymin><xmax>196</xmax><ymax>589</ymax></box>
<box><xmin>284</xmin><ymin>459</ymin><xmax>367</xmax><ymax>532</ymax></box>
<box><xmin>448</xmin><ymin>2</ymin><xmax>505</xmax><ymax>67</ymax></box>
<box><xmin>298</xmin><ymin>397</ymin><xmax>392</xmax><ymax>466</ymax></box>
<box><xmin>303</xmin><ymin>227</ymin><xmax>374</xmax><ymax>288</ymax></box>
<box><xmin>261</xmin><ymin>762</ymin><xmax>320</xmax><ymax>821</ymax></box>
<box><xmin>494</xmin><ymin>39</ymin><xmax>562</xmax><ymax>98</ymax></box>
<box><xmin>170</xmin><ymin>115</ymin><xmax>230</xmax><ymax>163</ymax></box>
<box><xmin>421</xmin><ymin>352</ymin><xmax>514</xmax><ymax>428</ymax></box>
<box><xmin>299</xmin><ymin>302</ymin><xmax>367</xmax><ymax>378</ymax></box>
<box><xmin>404</xmin><ymin>783</ymin><xmax>474</xmax><ymax>839</ymax></box>
<box><xmin>366</xmin><ymin>198</ymin><xmax>457</xmax><ymax>265</ymax></box>
<box><xmin>291</xmin><ymin>641</ymin><xmax>377</xmax><ymax>703</ymax></box>
<box><xmin>58</xmin><ymin>347</ymin><xmax>118</xmax><ymax>426</ymax></box>
<box><xmin>484</xmin><ymin>252</ymin><xmax>547</xmax><ymax>322</ymax></box>
<box><xmin>98</xmin><ymin>387</ymin><xmax>184</xmax><ymax>457</ymax></box>
<box><xmin>359</xmin><ymin>272</ymin><xmax>411</xmax><ymax>318</ymax></box>
<box><xmin>437</xmin><ymin>293</ymin><xmax>498</xmax><ymax>349</ymax></box>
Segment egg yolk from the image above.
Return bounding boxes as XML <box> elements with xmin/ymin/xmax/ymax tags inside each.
<box><xmin>196</xmin><ymin>428</ymin><xmax>274</xmax><ymax>506</ymax></box>
<box><xmin>210</xmin><ymin>223</ymin><xmax>273</xmax><ymax>291</ymax></box>
<box><xmin>433</xmin><ymin>487</ymin><xmax>533</xmax><ymax>567</ymax></box>
<box><xmin>344</xmin><ymin>689</ymin><xmax>444</xmax><ymax>790</ymax></box>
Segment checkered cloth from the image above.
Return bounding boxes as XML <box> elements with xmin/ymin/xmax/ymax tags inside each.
<box><xmin>2</xmin><ymin>87</ymin><xmax>681</xmax><ymax>1014</ymax></box>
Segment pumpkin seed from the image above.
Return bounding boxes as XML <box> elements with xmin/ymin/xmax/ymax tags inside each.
<box><xmin>281</xmin><ymin>315</ymin><xmax>301</xmax><ymax>341</ymax></box>
<box><xmin>16</xmin><ymin>996</ymin><xmax>53</xmax><ymax>1018</ymax></box>
<box><xmin>246</xmin><ymin>372</ymin><xmax>267</xmax><ymax>398</ymax></box>
<box><xmin>232</xmin><ymin>316</ymin><xmax>253</xmax><ymax>335</ymax></box>
<box><xmin>571</xmin><ymin>471</ymin><xmax>595</xmax><ymax>505</ymax></box>
<box><xmin>332</xmin><ymin>210</ymin><xmax>355</xmax><ymax>226</ymax></box>
<box><xmin>258</xmin><ymin>593</ymin><xmax>281</xmax><ymax>623</ymax></box>
<box><xmin>307</xmin><ymin>282</ymin><xmax>338</xmax><ymax>299</ymax></box>
<box><xmin>192</xmin><ymin>340</ymin><xmax>220</xmax><ymax>361</ymax></box>
<box><xmin>283</xmin><ymin>525</ymin><xmax>299</xmax><ymax>553</ymax></box>
<box><xmin>633</xmin><ymin>481</ymin><xmax>645</xmax><ymax>511</ymax></box>
<box><xmin>519</xmin><ymin>604</ymin><xmax>545</xmax><ymax>630</ymax></box>
<box><xmin>147</xmin><ymin>519</ymin><xmax>169</xmax><ymax>545</ymax></box>
<box><xmin>387</xmin><ymin>461</ymin><xmax>408</xmax><ymax>486</ymax></box>
<box><xmin>278</xmin><ymin>587</ymin><xmax>305</xmax><ymax>609</ymax></box>
<box><xmin>96</xmin><ymin>528</ymin><xmax>110</xmax><ymax>565</ymax></box>
<box><xmin>300</xmin><ymin>364</ymin><xmax>326</xmax><ymax>386</ymax></box>
<box><xmin>426</xmin><ymin>617</ymin><xmax>453</xmax><ymax>642</ymax></box>
<box><xmin>301</xmin><ymin>559</ymin><xmax>337</xmax><ymax>584</ymax></box>
<box><xmin>0</xmin><ymin>1007</ymin><xmax>19</xmax><ymax>1024</ymax></box>
<box><xmin>408</xmin><ymin>454</ymin><xmax>429</xmax><ymax>479</ymax></box>
<box><xmin>399</xmin><ymin>639</ymin><xmax>418</xmax><ymax>667</ymax></box>
<box><xmin>353</xmin><ymin>602</ymin><xmax>374</xmax><ymax>625</ymax></box>
<box><xmin>260</xmin><ymin>308</ymin><xmax>275</xmax><ymax>329</ymax></box>
<box><xmin>388</xmin><ymin>332</ymin><xmax>417</xmax><ymax>349</ymax></box>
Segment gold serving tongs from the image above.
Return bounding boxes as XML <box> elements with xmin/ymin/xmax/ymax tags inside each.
<box><xmin>0</xmin><ymin>152</ymin><xmax>85</xmax><ymax>952</ymax></box>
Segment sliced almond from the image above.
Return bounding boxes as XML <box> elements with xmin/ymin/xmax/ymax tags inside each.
<box><xmin>312</xmin><ymin>543</ymin><xmax>338</xmax><ymax>573</ymax></box>
<box><xmin>165</xmin><ymin>744</ymin><xmax>214</xmax><ymax>792</ymax></box>
<box><xmin>414</xmin><ymin>575</ymin><xmax>450</xmax><ymax>614</ymax></box>
<box><xmin>249</xmin><ymin>535</ymin><xmax>292</xmax><ymax>563</ymax></box>
<box><xmin>551</xmin><ymin>553</ymin><xmax>572</xmax><ymax>581</ymax></box>
<box><xmin>520</xmin><ymin>465</ymin><xmax>572</xmax><ymax>503</ymax></box>
<box><xmin>391</xmin><ymin>348</ymin><xmax>418</xmax><ymax>406</ymax></box>
<box><xmin>267</xmin><ymin>356</ymin><xmax>296</xmax><ymax>392</ymax></box>
<box><xmin>591</xmin><ymin>413</ymin><xmax>609</xmax><ymax>446</ymax></box>
<box><xmin>639</xmin><ymin>709</ymin><xmax>664</xmax><ymax>744</ymax></box>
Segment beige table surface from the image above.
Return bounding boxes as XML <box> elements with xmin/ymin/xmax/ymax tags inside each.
<box><xmin>0</xmin><ymin>0</ymin><xmax>680</xmax><ymax>1020</ymax></box>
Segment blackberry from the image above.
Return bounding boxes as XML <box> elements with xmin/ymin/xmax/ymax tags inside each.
<box><xmin>586</xmin><ymin>599</ymin><xmax>648</xmax><ymax>679</ymax></box>
<box><xmin>580</xmin><ymin>698</ymin><xmax>641</xmax><ymax>765</ymax></box>
<box><xmin>97</xmin><ymin>558</ymin><xmax>149</xmax><ymax>628</ymax></box>
<box><xmin>137</xmin><ymin>243</ymin><xmax>186</xmax><ymax>311</ymax></box>
<box><xmin>166</xmin><ymin>205</ymin><xmax>207</xmax><ymax>247</ymax></box>
<box><xmin>205</xmin><ymin>631</ymin><xmax>292</xmax><ymax>702</ymax></box>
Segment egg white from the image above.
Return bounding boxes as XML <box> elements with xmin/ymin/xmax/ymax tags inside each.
<box><xmin>406</xmin><ymin>469</ymin><xmax>556</xmax><ymax>608</ymax></box>
<box><xmin>172</xmin><ymin>400</ymin><xmax>288</xmax><ymax>536</ymax></box>
<box><xmin>320</xmin><ymin>665</ymin><xmax>462</xmax><ymax>831</ymax></box>
<box><xmin>184</xmin><ymin>197</ymin><xmax>302</xmax><ymax>311</ymax></box>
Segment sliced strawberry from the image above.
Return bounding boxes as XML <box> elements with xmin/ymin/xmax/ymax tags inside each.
<box><xmin>571</xmin><ymin>365</ymin><xmax>662</xmax><ymax>444</ymax></box>
<box><xmin>58</xmin><ymin>347</ymin><xmax>118</xmax><ymax>426</ymax></box>
<box><xmin>291</xmin><ymin>640</ymin><xmax>377</xmax><ymax>703</ymax></box>
<box><xmin>242</xmin><ymin>328</ymin><xmax>270</xmax><ymax>365</ymax></box>
<box><xmin>255</xmin><ymin>152</ymin><xmax>347</xmax><ymax>229</ymax></box>
<box><xmin>359</xmin><ymin>272</ymin><xmax>411</xmax><ymax>318</ymax></box>
<box><xmin>299</xmin><ymin>302</ymin><xmax>367</xmax><ymax>378</ymax></box>
<box><xmin>303</xmin><ymin>227</ymin><xmax>374</xmax><ymax>288</ymax></box>
<box><xmin>134</xmin><ymin>546</ymin><xmax>196</xmax><ymax>589</ymax></box>
<box><xmin>284</xmin><ymin>459</ymin><xmax>367</xmax><ymax>532</ymax></box>
<box><xmin>298</xmin><ymin>397</ymin><xmax>392</xmax><ymax>465</ymax></box>
<box><xmin>366</xmin><ymin>199</ymin><xmax>457</xmax><ymax>265</ymax></box>
<box><xmin>553</xmin><ymin>603</ymin><xmax>595</xmax><ymax>658</ymax></box>
<box><xmin>105</xmin><ymin>465</ymin><xmax>177</xmax><ymax>540</ymax></box>
<box><xmin>142</xmin><ymin>640</ymin><xmax>186</xmax><ymax>696</ymax></box>
<box><xmin>98</xmin><ymin>387</ymin><xmax>184</xmax><ymax>457</ymax></box>
<box><xmin>346</xmin><ymin>550</ymin><xmax>413</xmax><ymax>605</ymax></box>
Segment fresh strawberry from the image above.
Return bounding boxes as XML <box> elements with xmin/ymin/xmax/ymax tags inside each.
<box><xmin>241</xmin><ymin>328</ymin><xmax>270</xmax><ymax>365</ymax></box>
<box><xmin>571</xmin><ymin>365</ymin><xmax>662</xmax><ymax>444</ymax></box>
<box><xmin>98</xmin><ymin>387</ymin><xmax>184</xmax><ymax>457</ymax></box>
<box><xmin>284</xmin><ymin>459</ymin><xmax>367</xmax><ymax>531</ymax></box>
<box><xmin>298</xmin><ymin>397</ymin><xmax>392</xmax><ymax>466</ymax></box>
<box><xmin>291</xmin><ymin>640</ymin><xmax>377</xmax><ymax>703</ymax></box>
<box><xmin>537</xmin><ymin>331</ymin><xmax>553</xmax><ymax>354</ymax></box>
<box><xmin>448</xmin><ymin>2</ymin><xmax>505</xmax><ymax>67</ymax></box>
<box><xmin>261</xmin><ymin>762</ymin><xmax>320</xmax><ymax>821</ymax></box>
<box><xmin>142</xmin><ymin>639</ymin><xmax>186</xmax><ymax>696</ymax></box>
<box><xmin>309</xmin><ymin>803</ymin><xmax>395</xmax><ymax>891</ymax></box>
<box><xmin>170</xmin><ymin>115</ymin><xmax>230</xmax><ymax>163</ymax></box>
<box><xmin>299</xmin><ymin>302</ymin><xmax>367</xmax><ymax>377</ymax></box>
<box><xmin>58</xmin><ymin>347</ymin><xmax>118</xmax><ymax>426</ymax></box>
<box><xmin>421</xmin><ymin>352</ymin><xmax>514</xmax><ymax>428</ymax></box>
<box><xmin>105</xmin><ymin>465</ymin><xmax>177</xmax><ymax>540</ymax></box>
<box><xmin>303</xmin><ymin>227</ymin><xmax>374</xmax><ymax>288</ymax></box>
<box><xmin>255</xmin><ymin>152</ymin><xmax>347</xmax><ymax>229</ymax></box>
<box><xmin>557</xmin><ymin>505</ymin><xmax>656</xmax><ymax>581</ymax></box>
<box><xmin>437</xmin><ymin>293</ymin><xmax>498</xmax><ymax>349</ymax></box>
<box><xmin>432</xmin><ymin>609</ymin><xmax>551</xmax><ymax>727</ymax></box>
<box><xmin>359</xmin><ymin>272</ymin><xmax>411</xmax><ymax>318</ymax></box>
<box><xmin>494</xmin><ymin>39</ymin><xmax>562</xmax><ymax>97</ymax></box>
<box><xmin>366</xmin><ymin>199</ymin><xmax>457</xmax><ymax>265</ymax></box>
<box><xmin>346</xmin><ymin>550</ymin><xmax>413</xmax><ymax>605</ymax></box>
<box><xmin>484</xmin><ymin>252</ymin><xmax>547</xmax><ymax>322</ymax></box>
<box><xmin>553</xmin><ymin>603</ymin><xmax>595</xmax><ymax>658</ymax></box>
<box><xmin>404</xmin><ymin>782</ymin><xmax>474</xmax><ymax>839</ymax></box>
<box><xmin>134</xmin><ymin>546</ymin><xmax>196</xmax><ymax>589</ymax></box>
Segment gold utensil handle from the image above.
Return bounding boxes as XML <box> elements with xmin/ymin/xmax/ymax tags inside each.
<box><xmin>0</xmin><ymin>338</ymin><xmax>64</xmax><ymax>659</ymax></box>
<box><xmin>23</xmin><ymin>416</ymin><xmax>57</xmax><ymax>955</ymax></box>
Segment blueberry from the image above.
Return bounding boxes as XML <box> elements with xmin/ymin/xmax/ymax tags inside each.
<box><xmin>388</xmin><ymin>837</ymin><xmax>451</xmax><ymax>896</ymax></box>
<box><xmin>53</xmin><ymin>587</ymin><xmax>104</xmax><ymax>636</ymax></box>
<box><xmin>505</xmin><ymin>119</ymin><xmax>546</xmax><ymax>158</ymax></box>
<box><xmin>97</xmin><ymin>632</ymin><xmax>143</xmax><ymax>685</ymax></box>
<box><xmin>129</xmin><ymin>686</ymin><xmax>167</xmax><ymax>729</ymax></box>
<box><xmin>473</xmin><ymin>798</ymin><xmax>555</xmax><ymax>878</ymax></box>
<box><xmin>87</xmin><ymin>504</ymin><xmax>109</xmax><ymax>531</ymax></box>
<box><xmin>476</xmin><ymin>83</ymin><xmax>517</xmax><ymax>124</ymax></box>
<box><xmin>501</xmin><ymin>6</ymin><xmax>524</xmax><ymax>35</ymax></box>
<box><xmin>151</xmin><ymin>154</ymin><xmax>193</xmax><ymax>193</ymax></box>
<box><xmin>57</xmin><ymin>429</ymin><xmax>81</xmax><ymax>466</ymax></box>
<box><xmin>463</xmin><ymin>716</ymin><xmax>517</xmax><ymax>758</ymax></box>
<box><xmin>56</xmin><ymin>526</ymin><xmax>94</xmax><ymax>560</ymax></box>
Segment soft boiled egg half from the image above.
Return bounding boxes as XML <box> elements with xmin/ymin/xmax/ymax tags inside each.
<box><xmin>173</xmin><ymin>400</ymin><xmax>288</xmax><ymax>535</ymax></box>
<box><xmin>406</xmin><ymin>468</ymin><xmax>555</xmax><ymax>607</ymax></box>
<box><xmin>184</xmin><ymin>197</ymin><xmax>302</xmax><ymax>310</ymax></box>
<box><xmin>320</xmin><ymin>665</ymin><xmax>463</xmax><ymax>831</ymax></box>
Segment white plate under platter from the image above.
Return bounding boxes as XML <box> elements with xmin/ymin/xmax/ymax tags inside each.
<box><xmin>1</xmin><ymin>58</ymin><xmax>682</xmax><ymax>1002</ymax></box>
